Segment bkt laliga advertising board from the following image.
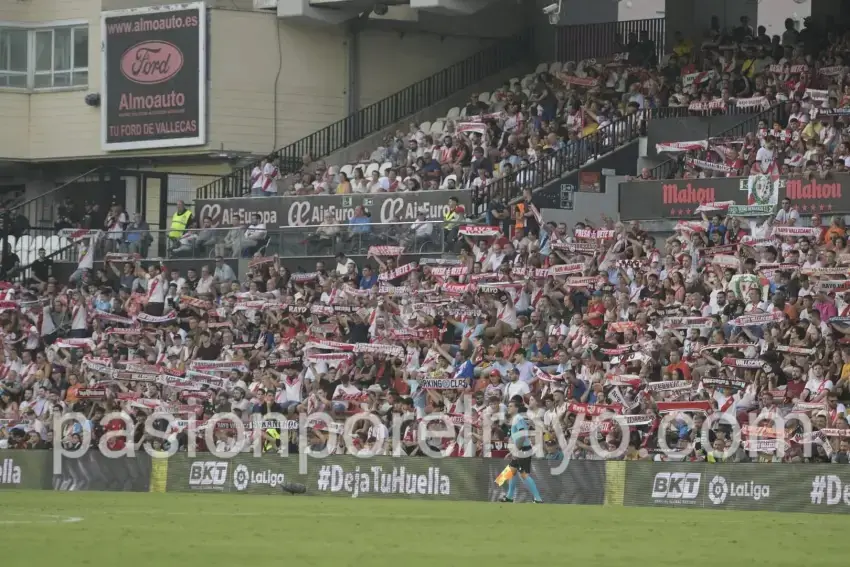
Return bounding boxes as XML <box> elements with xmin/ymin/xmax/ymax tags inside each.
<box><xmin>195</xmin><ymin>191</ymin><xmax>472</xmax><ymax>228</ymax></box>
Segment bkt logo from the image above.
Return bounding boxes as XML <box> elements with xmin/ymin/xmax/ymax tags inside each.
<box><xmin>189</xmin><ymin>461</ymin><xmax>228</xmax><ymax>489</ymax></box>
<box><xmin>651</xmin><ymin>472</ymin><xmax>701</xmax><ymax>503</ymax></box>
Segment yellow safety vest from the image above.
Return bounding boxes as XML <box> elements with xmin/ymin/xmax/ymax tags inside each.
<box><xmin>444</xmin><ymin>209</ymin><xmax>459</xmax><ymax>230</ymax></box>
<box><xmin>264</xmin><ymin>427</ymin><xmax>281</xmax><ymax>452</ymax></box>
<box><xmin>169</xmin><ymin>209</ymin><xmax>192</xmax><ymax>239</ymax></box>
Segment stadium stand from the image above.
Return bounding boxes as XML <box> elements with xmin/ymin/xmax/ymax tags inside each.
<box><xmin>6</xmin><ymin>14</ymin><xmax>850</xmax><ymax>467</ymax></box>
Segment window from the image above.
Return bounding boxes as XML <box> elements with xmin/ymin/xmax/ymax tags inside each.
<box><xmin>0</xmin><ymin>28</ymin><xmax>27</xmax><ymax>88</ymax></box>
<box><xmin>0</xmin><ymin>23</ymin><xmax>88</xmax><ymax>90</ymax></box>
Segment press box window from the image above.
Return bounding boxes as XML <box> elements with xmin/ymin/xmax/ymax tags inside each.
<box><xmin>0</xmin><ymin>24</ymin><xmax>88</xmax><ymax>90</ymax></box>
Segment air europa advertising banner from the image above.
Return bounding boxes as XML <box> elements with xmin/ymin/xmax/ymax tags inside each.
<box><xmin>196</xmin><ymin>190</ymin><xmax>473</xmax><ymax>229</ymax></box>
<box><xmin>101</xmin><ymin>2</ymin><xmax>207</xmax><ymax>151</ymax></box>
<box><xmin>619</xmin><ymin>174</ymin><xmax>847</xmax><ymax>220</ymax></box>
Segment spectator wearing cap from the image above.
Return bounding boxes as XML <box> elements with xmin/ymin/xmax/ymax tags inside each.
<box><xmin>503</xmin><ymin>366</ymin><xmax>530</xmax><ymax>403</ymax></box>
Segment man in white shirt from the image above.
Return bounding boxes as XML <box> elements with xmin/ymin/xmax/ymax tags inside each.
<box><xmin>485</xmin><ymin>243</ymin><xmax>506</xmax><ymax>272</ymax></box>
<box><xmin>241</xmin><ymin>213</ymin><xmax>267</xmax><ymax>256</ymax></box>
<box><xmin>335</xmin><ymin>252</ymin><xmax>356</xmax><ymax>276</ymax></box>
<box><xmin>774</xmin><ymin>198</ymin><xmax>799</xmax><ymax>225</ymax></box>
<box><xmin>803</xmin><ymin>361</ymin><xmax>833</xmax><ymax>402</ymax></box>
<box><xmin>801</xmin><ymin>249</ymin><xmax>822</xmax><ymax>270</ymax></box>
<box><xmin>408</xmin><ymin>211</ymin><xmax>434</xmax><ymax>242</ymax></box>
<box><xmin>250</xmin><ymin>163</ymin><xmax>264</xmax><ymax>196</ymax></box>
<box><xmin>213</xmin><ymin>256</ymin><xmax>236</xmax><ymax>283</ymax></box>
<box><xmin>261</xmin><ymin>157</ymin><xmax>280</xmax><ymax>196</ymax></box>
<box><xmin>104</xmin><ymin>204</ymin><xmax>129</xmax><ymax>249</ymax></box>
<box><xmin>145</xmin><ymin>263</ymin><xmax>168</xmax><ymax>316</ymax></box>
<box><xmin>503</xmin><ymin>367</ymin><xmax>530</xmax><ymax>403</ymax></box>
<box><xmin>195</xmin><ymin>265</ymin><xmax>215</xmax><ymax>295</ymax></box>
<box><xmin>332</xmin><ymin>375</ymin><xmax>362</xmax><ymax>412</ymax></box>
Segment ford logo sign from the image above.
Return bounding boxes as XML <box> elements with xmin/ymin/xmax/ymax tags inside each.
<box><xmin>120</xmin><ymin>41</ymin><xmax>184</xmax><ymax>85</ymax></box>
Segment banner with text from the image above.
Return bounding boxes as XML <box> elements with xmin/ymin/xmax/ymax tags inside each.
<box><xmin>196</xmin><ymin>190</ymin><xmax>473</xmax><ymax>229</ymax></box>
<box><xmin>0</xmin><ymin>450</ymin><xmax>52</xmax><ymax>490</ymax></box>
<box><xmin>624</xmin><ymin>461</ymin><xmax>850</xmax><ymax>514</ymax></box>
<box><xmin>101</xmin><ymin>2</ymin><xmax>207</xmax><ymax>151</ymax></box>
<box><xmin>165</xmin><ymin>454</ymin><xmax>605</xmax><ymax>503</ymax></box>
<box><xmin>167</xmin><ymin>454</ymin><xmax>487</xmax><ymax>500</ymax></box>
<box><xmin>619</xmin><ymin>175</ymin><xmax>847</xmax><ymax>221</ymax></box>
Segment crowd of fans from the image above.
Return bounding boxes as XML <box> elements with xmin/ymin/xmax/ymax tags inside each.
<box><xmin>649</xmin><ymin>17</ymin><xmax>850</xmax><ymax>180</ymax></box>
<box><xmin>5</xmin><ymin>16</ymin><xmax>850</xmax><ymax>464</ymax></box>
<box><xmin>2</xmin><ymin>183</ymin><xmax>850</xmax><ymax>463</ymax></box>
<box><xmin>246</xmin><ymin>19</ymin><xmax>815</xmax><ymax>210</ymax></box>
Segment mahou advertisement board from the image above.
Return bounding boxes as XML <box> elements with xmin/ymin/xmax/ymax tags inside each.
<box><xmin>619</xmin><ymin>174</ymin><xmax>848</xmax><ymax>221</ymax></box>
<box><xmin>101</xmin><ymin>2</ymin><xmax>207</xmax><ymax>151</ymax></box>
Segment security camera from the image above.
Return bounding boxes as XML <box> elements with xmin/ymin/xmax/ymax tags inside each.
<box><xmin>542</xmin><ymin>2</ymin><xmax>560</xmax><ymax>15</ymax></box>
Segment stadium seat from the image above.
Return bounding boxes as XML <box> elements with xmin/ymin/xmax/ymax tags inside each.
<box><xmin>534</xmin><ymin>62</ymin><xmax>548</xmax><ymax>73</ymax></box>
<box><xmin>339</xmin><ymin>164</ymin><xmax>353</xmax><ymax>178</ymax></box>
<box><xmin>477</xmin><ymin>92</ymin><xmax>490</xmax><ymax>104</ymax></box>
<box><xmin>380</xmin><ymin>161</ymin><xmax>393</xmax><ymax>175</ymax></box>
<box><xmin>365</xmin><ymin>163</ymin><xmax>381</xmax><ymax>177</ymax></box>
<box><xmin>430</xmin><ymin>121</ymin><xmax>444</xmax><ymax>135</ymax></box>
<box><xmin>44</xmin><ymin>235</ymin><xmax>61</xmax><ymax>255</ymax></box>
<box><xmin>15</xmin><ymin>235</ymin><xmax>31</xmax><ymax>265</ymax></box>
<box><xmin>31</xmin><ymin>235</ymin><xmax>45</xmax><ymax>256</ymax></box>
<box><xmin>459</xmin><ymin>106</ymin><xmax>468</xmax><ymax>118</ymax></box>
<box><xmin>549</xmin><ymin>62</ymin><xmax>562</xmax><ymax>74</ymax></box>
<box><xmin>446</xmin><ymin>107</ymin><xmax>460</xmax><ymax>120</ymax></box>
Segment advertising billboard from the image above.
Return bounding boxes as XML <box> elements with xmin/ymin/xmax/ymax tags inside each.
<box><xmin>101</xmin><ymin>2</ymin><xmax>207</xmax><ymax>151</ymax></box>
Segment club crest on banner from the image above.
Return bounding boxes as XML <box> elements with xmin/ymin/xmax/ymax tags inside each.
<box><xmin>740</xmin><ymin>175</ymin><xmax>785</xmax><ymax>206</ymax></box>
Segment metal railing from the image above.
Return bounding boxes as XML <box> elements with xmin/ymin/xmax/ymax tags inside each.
<box><xmin>6</xmin><ymin>240</ymin><xmax>76</xmax><ymax>283</ymax></box>
<box><xmin>473</xmin><ymin>110</ymin><xmax>645</xmax><ymax>215</ymax></box>
<box><xmin>648</xmin><ymin>105</ymin><xmax>764</xmax><ymax>120</ymax></box>
<box><xmin>196</xmin><ymin>30</ymin><xmax>535</xmax><ymax>201</ymax></box>
<box><xmin>556</xmin><ymin>18</ymin><xmax>666</xmax><ymax>66</ymax></box>
<box><xmin>648</xmin><ymin>104</ymin><xmax>786</xmax><ymax>180</ymax></box>
<box><xmin>1</xmin><ymin>168</ymin><xmax>125</xmax><ymax>277</ymax></box>
<box><xmin>35</xmin><ymin>222</ymin><xmax>450</xmax><ymax>263</ymax></box>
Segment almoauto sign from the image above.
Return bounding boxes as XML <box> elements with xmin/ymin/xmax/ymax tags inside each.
<box><xmin>101</xmin><ymin>2</ymin><xmax>207</xmax><ymax>151</ymax></box>
<box><xmin>619</xmin><ymin>174</ymin><xmax>846</xmax><ymax>221</ymax></box>
<box><xmin>195</xmin><ymin>190</ymin><xmax>473</xmax><ymax>229</ymax></box>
